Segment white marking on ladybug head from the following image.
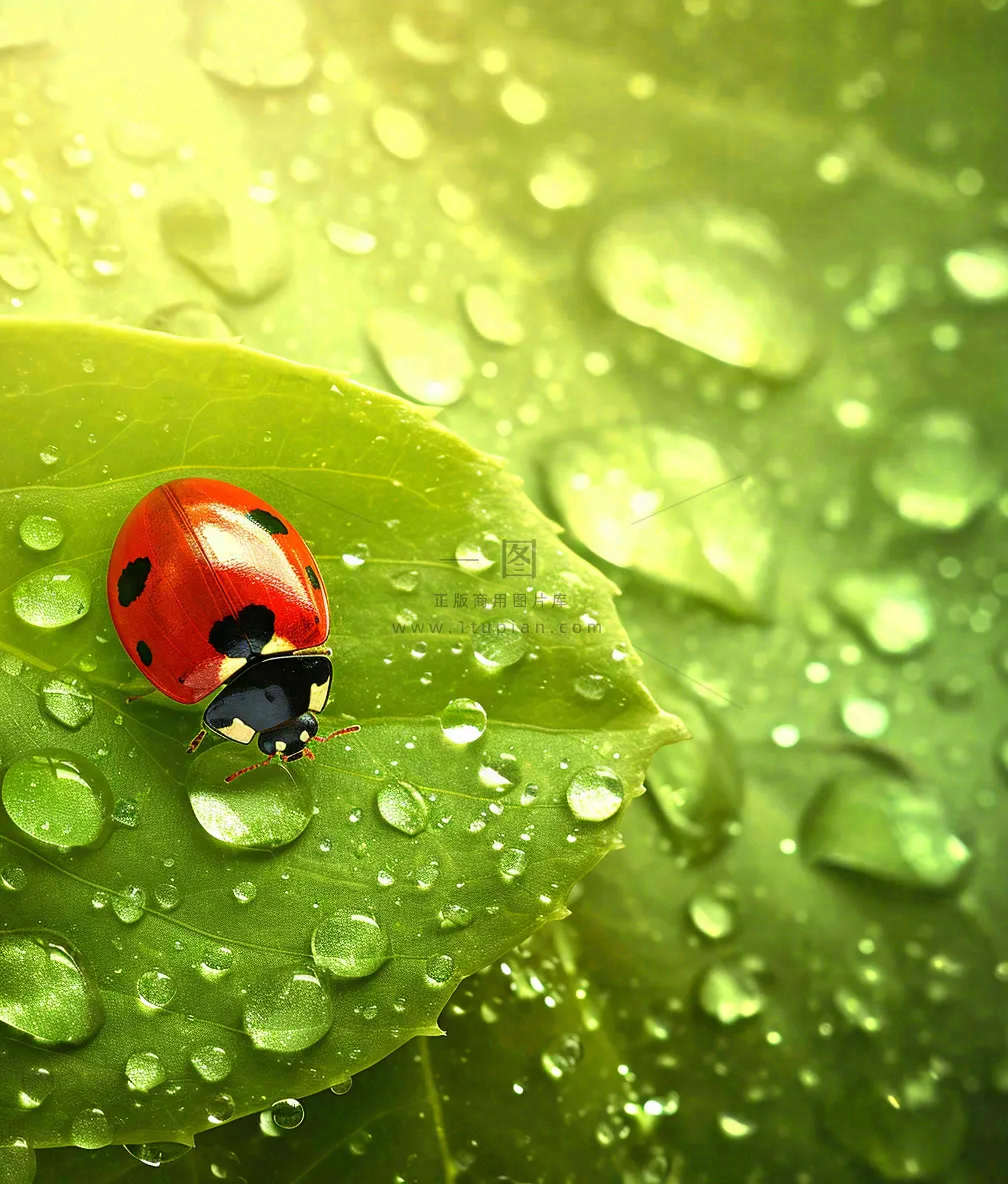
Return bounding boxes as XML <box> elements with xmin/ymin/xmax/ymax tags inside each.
<box><xmin>300</xmin><ymin>730</ymin><xmax>309</xmax><ymax>742</ymax></box>
<box><xmin>275</xmin><ymin>740</ymin><xmax>286</xmax><ymax>752</ymax></box>
<box><xmin>217</xmin><ymin>717</ymin><xmax>255</xmax><ymax>744</ymax></box>
<box><xmin>262</xmin><ymin>634</ymin><xmax>296</xmax><ymax>655</ymax></box>
<box><xmin>309</xmin><ymin>679</ymin><xmax>330</xmax><ymax>712</ymax></box>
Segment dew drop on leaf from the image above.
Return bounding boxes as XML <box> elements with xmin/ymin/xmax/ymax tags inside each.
<box><xmin>189</xmin><ymin>1045</ymin><xmax>233</xmax><ymax>1083</ymax></box>
<box><xmin>1</xmin><ymin>752</ymin><xmax>111</xmax><ymax>847</ymax></box>
<box><xmin>566</xmin><ymin>767</ymin><xmax>624</xmax><ymax>821</ymax></box>
<box><xmin>472</xmin><ymin>619</ymin><xmax>526</xmax><ymax>669</ymax></box>
<box><xmin>270</xmin><ymin>1097</ymin><xmax>305</xmax><ymax>1129</ymax></box>
<box><xmin>187</xmin><ymin>753</ymin><xmax>313</xmax><ymax>847</ymax></box>
<box><xmin>454</xmin><ymin>537</ymin><xmax>497</xmax><ymax>571</ymax></box>
<box><xmin>478</xmin><ymin>751</ymin><xmax>521</xmax><ymax>793</ymax></box>
<box><xmin>424</xmin><ymin>953</ymin><xmax>454</xmax><ymax>986</ymax></box>
<box><xmin>687</xmin><ymin>892</ymin><xmax>735</xmax><ymax>940</ymax></box>
<box><xmin>0</xmin><ymin>1142</ymin><xmax>35</xmax><ymax>1184</ymax></box>
<box><xmin>111</xmin><ymin>885</ymin><xmax>147</xmax><ymax>924</ymax></box>
<box><xmin>207</xmin><ymin>1092</ymin><xmax>236</xmax><ymax>1126</ymax></box>
<box><xmin>12</xmin><ymin>567</ymin><xmax>91</xmax><ymax>628</ymax></box>
<box><xmin>39</xmin><ymin>677</ymin><xmax>94</xmax><ymax>730</ymax></box>
<box><xmin>438</xmin><ymin>903</ymin><xmax>473</xmax><ymax>930</ymax></box>
<box><xmin>499</xmin><ymin>847</ymin><xmax>528</xmax><ymax>882</ymax></box>
<box><xmin>541</xmin><ymin>1033</ymin><xmax>583</xmax><ymax>1079</ymax></box>
<box><xmin>124</xmin><ymin>1143</ymin><xmax>191</xmax><ymax>1167</ymax></box>
<box><xmin>18</xmin><ymin>1064</ymin><xmax>54</xmax><ymax>1109</ymax></box>
<box><xmin>233</xmin><ymin>879</ymin><xmax>257</xmax><ymax>903</ymax></box>
<box><xmin>70</xmin><ymin>1106</ymin><xmax>112</xmax><ymax>1149</ymax></box>
<box><xmin>330</xmin><ymin>1078</ymin><xmax>352</xmax><ymax>1096</ymax></box>
<box><xmin>376</xmin><ymin>778</ymin><xmax>429</xmax><ymax>835</ymax></box>
<box><xmin>312</xmin><ymin>910</ymin><xmax>391</xmax><ymax>980</ymax></box>
<box><xmin>243</xmin><ymin>969</ymin><xmax>334</xmax><ymax>1052</ymax></box>
<box><xmin>439</xmin><ymin>697</ymin><xmax>487</xmax><ymax>744</ymax></box>
<box><xmin>137</xmin><ymin>968</ymin><xmax>176</xmax><ymax>1009</ymax></box>
<box><xmin>0</xmin><ymin>931</ymin><xmax>104</xmax><ymax>1046</ymax></box>
<box><xmin>125</xmin><ymin>1051</ymin><xmax>166</xmax><ymax>1093</ymax></box>
<box><xmin>18</xmin><ymin>513</ymin><xmax>63</xmax><ymax>551</ymax></box>
<box><xmin>697</xmin><ymin>961</ymin><xmax>766</xmax><ymax>1025</ymax></box>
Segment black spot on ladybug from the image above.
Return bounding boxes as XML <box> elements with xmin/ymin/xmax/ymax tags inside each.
<box><xmin>136</xmin><ymin>639</ymin><xmax>153</xmax><ymax>666</ymax></box>
<box><xmin>209</xmin><ymin>603</ymin><xmax>276</xmax><ymax>659</ymax></box>
<box><xmin>247</xmin><ymin>508</ymin><xmax>288</xmax><ymax>535</ymax></box>
<box><xmin>117</xmin><ymin>556</ymin><xmax>152</xmax><ymax>606</ymax></box>
<box><xmin>306</xmin><ymin>565</ymin><xmax>320</xmax><ymax>590</ymax></box>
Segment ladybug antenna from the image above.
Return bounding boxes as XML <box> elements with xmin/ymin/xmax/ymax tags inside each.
<box><xmin>225</xmin><ymin>753</ymin><xmax>274</xmax><ymax>784</ymax></box>
<box><xmin>125</xmin><ymin>686</ymin><xmax>158</xmax><ymax>705</ymax></box>
<box><xmin>310</xmin><ymin>724</ymin><xmax>361</xmax><ymax>747</ymax></box>
<box><xmin>187</xmin><ymin>728</ymin><xmax>207</xmax><ymax>754</ymax></box>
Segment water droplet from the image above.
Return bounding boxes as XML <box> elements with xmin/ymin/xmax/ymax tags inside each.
<box><xmin>18</xmin><ymin>1064</ymin><xmax>54</xmax><ymax>1108</ymax></box>
<box><xmin>270</xmin><ymin>1097</ymin><xmax>304</xmax><ymax>1129</ymax></box>
<box><xmin>688</xmin><ymin>893</ymin><xmax>735</xmax><ymax>940</ymax></box>
<box><xmin>330</xmin><ymin>1078</ymin><xmax>352</xmax><ymax>1095</ymax></box>
<box><xmin>478</xmin><ymin>751</ymin><xmax>521</xmax><ymax>792</ymax></box>
<box><xmin>1</xmin><ymin>865</ymin><xmax>27</xmax><ymax>891</ymax></box>
<box><xmin>367</xmin><ymin>308</ymin><xmax>473</xmax><ymax>406</ymax></box>
<box><xmin>438</xmin><ymin>903</ymin><xmax>473</xmax><ymax>929</ymax></box>
<box><xmin>207</xmin><ymin>1092</ymin><xmax>236</xmax><ymax>1125</ymax></box>
<box><xmin>112</xmin><ymin>885</ymin><xmax>147</xmax><ymax>924</ymax></box>
<box><xmin>438</xmin><ymin>698</ymin><xmax>488</xmax><ymax>745</ymax></box>
<box><xmin>0</xmin><ymin>1142</ymin><xmax>35</xmax><ymax>1184</ymax></box>
<box><xmin>828</xmin><ymin>570</ymin><xmax>935</xmax><ymax>657</ymax></box>
<box><xmin>455</xmin><ymin>537</ymin><xmax>497</xmax><ymax>572</ymax></box>
<box><xmin>590</xmin><ymin>200</ymin><xmax>817</xmax><ymax>378</ymax></box>
<box><xmin>1</xmin><ymin>752</ymin><xmax>111</xmax><ymax>848</ymax></box>
<box><xmin>109</xmin><ymin>118</ymin><xmax>174</xmax><ymax>162</ymax></box>
<box><xmin>0</xmin><ymin>253</ymin><xmax>41</xmax><ymax>292</ymax></box>
<box><xmin>243</xmin><ymin>968</ymin><xmax>334</xmax><ymax>1052</ymax></box>
<box><xmin>719</xmin><ymin>1113</ymin><xmax>756</xmax><ymax>1139</ymax></box>
<box><xmin>945</xmin><ymin>242</ymin><xmax>1008</xmax><ymax>303</ymax></box>
<box><xmin>500</xmin><ymin>77</ymin><xmax>550</xmax><ymax>124</ymax></box>
<box><xmin>29</xmin><ymin>201</ymin><xmax>126</xmax><ymax>281</ymax></box>
<box><xmin>472</xmin><ymin>619</ymin><xmax>526</xmax><ymax>669</ymax></box>
<box><xmin>566</xmin><ymin>767</ymin><xmax>624</xmax><ymax>821</ymax></box>
<box><xmin>39</xmin><ymin>677</ymin><xmax>94</xmax><ymax>730</ymax></box>
<box><xmin>233</xmin><ymin>879</ymin><xmax>257</xmax><ymax>903</ymax></box>
<box><xmin>160</xmin><ymin>196</ymin><xmax>288</xmax><ymax>303</ymax></box>
<box><xmin>573</xmin><ymin>673</ymin><xmax>610</xmax><ymax>701</ymax></box>
<box><xmin>312</xmin><ymin>910</ymin><xmax>391</xmax><ymax>979</ymax></box>
<box><xmin>13</xmin><ymin>567</ymin><xmax>91</xmax><ymax>628</ymax></box>
<box><xmin>376</xmin><ymin>778</ymin><xmax>429</xmax><ymax>835</ymax></box>
<box><xmin>137</xmin><ymin>968</ymin><xmax>177</xmax><ymax>1009</ymax></box>
<box><xmin>541</xmin><ymin>1033</ymin><xmax>583</xmax><ymax>1079</ymax></box>
<box><xmin>462</xmin><ymin>284</ymin><xmax>524</xmax><ymax>346</ymax></box>
<box><xmin>188</xmin><ymin>750</ymin><xmax>313</xmax><ymax>847</ymax></box>
<box><xmin>38</xmin><ymin>444</ymin><xmax>59</xmax><ymax>466</ymax></box>
<box><xmin>840</xmin><ymin>696</ymin><xmax>890</xmax><ymax>739</ymax></box>
<box><xmin>196</xmin><ymin>0</ymin><xmax>313</xmax><ymax>89</ymax></box>
<box><xmin>412</xmin><ymin>857</ymin><xmax>440</xmax><ymax>891</ymax></box>
<box><xmin>18</xmin><ymin>514</ymin><xmax>63</xmax><ymax>552</ymax></box>
<box><xmin>190</xmin><ymin>1044</ymin><xmax>233</xmax><ymax>1082</ymax></box>
<box><xmin>124</xmin><ymin>1143</ymin><xmax>191</xmax><ymax>1167</ymax></box>
<box><xmin>144</xmin><ymin>301</ymin><xmax>235</xmax><ymax>340</ymax></box>
<box><xmin>200</xmin><ymin>945</ymin><xmax>235</xmax><ymax>981</ymax></box>
<box><xmin>499</xmin><ymin>847</ymin><xmax>527</xmax><ymax>882</ymax></box>
<box><xmin>529</xmin><ymin>151</ymin><xmax>596</xmax><ymax>210</ymax></box>
<box><xmin>425</xmin><ymin>953</ymin><xmax>455</xmax><ymax>986</ymax></box>
<box><xmin>348</xmin><ymin>1130</ymin><xmax>373</xmax><ymax>1156</ymax></box>
<box><xmin>801</xmin><ymin>774</ymin><xmax>970</xmax><ymax>890</ymax></box>
<box><xmin>112</xmin><ymin>797</ymin><xmax>138</xmax><ymax>828</ymax></box>
<box><xmin>697</xmin><ymin>961</ymin><xmax>766</xmax><ymax>1024</ymax></box>
<box><xmin>371</xmin><ymin>103</ymin><xmax>429</xmax><ymax>159</ymax></box>
<box><xmin>126</xmin><ymin>1051</ymin><xmax>166</xmax><ymax>1093</ymax></box>
<box><xmin>324</xmin><ymin>220</ymin><xmax>377</xmax><ymax>255</ymax></box>
<box><xmin>70</xmin><ymin>1106</ymin><xmax>112</xmax><ymax>1149</ymax></box>
<box><xmin>872</xmin><ymin>410</ymin><xmax>998</xmax><ymax>531</ymax></box>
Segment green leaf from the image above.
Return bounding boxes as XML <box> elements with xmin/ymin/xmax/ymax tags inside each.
<box><xmin>0</xmin><ymin>320</ymin><xmax>685</xmax><ymax>1154</ymax></box>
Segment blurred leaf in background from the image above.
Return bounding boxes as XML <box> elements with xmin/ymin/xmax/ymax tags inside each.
<box><xmin>1</xmin><ymin>0</ymin><xmax>1008</xmax><ymax>1180</ymax></box>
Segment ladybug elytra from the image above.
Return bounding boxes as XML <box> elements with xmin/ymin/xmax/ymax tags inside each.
<box><xmin>107</xmin><ymin>478</ymin><xmax>358</xmax><ymax>780</ymax></box>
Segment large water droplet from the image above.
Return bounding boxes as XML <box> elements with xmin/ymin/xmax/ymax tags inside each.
<box><xmin>160</xmin><ymin>197</ymin><xmax>288</xmax><ymax>303</ymax></box>
<box><xmin>39</xmin><ymin>677</ymin><xmax>94</xmax><ymax>730</ymax></box>
<box><xmin>697</xmin><ymin>961</ymin><xmax>766</xmax><ymax>1025</ymax></box>
<box><xmin>589</xmin><ymin>200</ymin><xmax>818</xmax><ymax>379</ymax></box>
<box><xmin>945</xmin><ymin>242</ymin><xmax>1008</xmax><ymax>303</ymax></box>
<box><xmin>188</xmin><ymin>750</ymin><xmax>313</xmax><ymax>848</ymax></box>
<box><xmin>872</xmin><ymin>410</ymin><xmax>998</xmax><ymax>531</ymax></box>
<box><xmin>367</xmin><ymin>308</ymin><xmax>473</xmax><ymax>406</ymax></box>
<box><xmin>376</xmin><ymin>779</ymin><xmax>429</xmax><ymax>835</ymax></box>
<box><xmin>196</xmin><ymin>0</ymin><xmax>314</xmax><ymax>89</ymax></box>
<box><xmin>70</xmin><ymin>1107</ymin><xmax>112</xmax><ymax>1150</ymax></box>
<box><xmin>190</xmin><ymin>1044</ymin><xmax>233</xmax><ymax>1082</ymax></box>
<box><xmin>144</xmin><ymin>301</ymin><xmax>235</xmax><ymax>340</ymax></box>
<box><xmin>312</xmin><ymin>910</ymin><xmax>391</xmax><ymax>979</ymax></box>
<box><xmin>243</xmin><ymin>968</ymin><xmax>334</xmax><ymax>1052</ymax></box>
<box><xmin>439</xmin><ymin>698</ymin><xmax>487</xmax><ymax>745</ymax></box>
<box><xmin>18</xmin><ymin>514</ymin><xmax>63</xmax><ymax>551</ymax></box>
<box><xmin>13</xmin><ymin>567</ymin><xmax>91</xmax><ymax>628</ymax></box>
<box><xmin>271</xmin><ymin>1097</ymin><xmax>305</xmax><ymax>1129</ymax></box>
<box><xmin>472</xmin><ymin>619</ymin><xmax>526</xmax><ymax>670</ymax></box>
<box><xmin>2</xmin><ymin>752</ymin><xmax>111</xmax><ymax>848</ymax></box>
<box><xmin>566</xmin><ymin>767</ymin><xmax>624</xmax><ymax>821</ymax></box>
<box><xmin>125</xmin><ymin>1051</ymin><xmax>166</xmax><ymax>1093</ymax></box>
<box><xmin>801</xmin><ymin>774</ymin><xmax>971</xmax><ymax>890</ymax></box>
<box><xmin>828</xmin><ymin>570</ymin><xmax>935</xmax><ymax>657</ymax></box>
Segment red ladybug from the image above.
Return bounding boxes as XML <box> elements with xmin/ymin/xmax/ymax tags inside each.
<box><xmin>107</xmin><ymin>478</ymin><xmax>357</xmax><ymax>780</ymax></box>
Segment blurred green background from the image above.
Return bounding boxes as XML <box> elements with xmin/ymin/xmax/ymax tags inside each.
<box><xmin>3</xmin><ymin>0</ymin><xmax>1008</xmax><ymax>1180</ymax></box>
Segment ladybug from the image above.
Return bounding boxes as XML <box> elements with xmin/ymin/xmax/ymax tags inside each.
<box><xmin>107</xmin><ymin>478</ymin><xmax>358</xmax><ymax>781</ymax></box>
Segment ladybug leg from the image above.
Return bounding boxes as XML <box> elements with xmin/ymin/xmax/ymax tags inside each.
<box><xmin>302</xmin><ymin>747</ymin><xmax>317</xmax><ymax>762</ymax></box>
<box><xmin>311</xmin><ymin>724</ymin><xmax>361</xmax><ymax>747</ymax></box>
<box><xmin>187</xmin><ymin>728</ymin><xmax>207</xmax><ymax>754</ymax></box>
<box><xmin>224</xmin><ymin>753</ymin><xmax>274</xmax><ymax>784</ymax></box>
